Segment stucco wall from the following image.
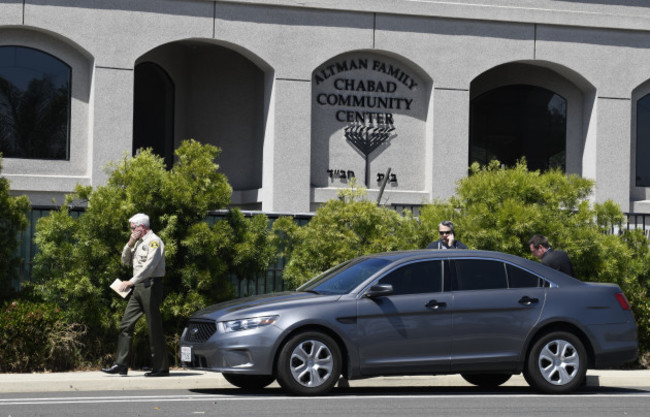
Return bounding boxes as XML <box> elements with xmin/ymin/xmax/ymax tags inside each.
<box><xmin>1</xmin><ymin>0</ymin><xmax>649</xmax><ymax>213</ymax></box>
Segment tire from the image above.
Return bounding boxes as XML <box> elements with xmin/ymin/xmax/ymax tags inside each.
<box><xmin>276</xmin><ymin>331</ymin><xmax>342</xmax><ymax>395</ymax></box>
<box><xmin>222</xmin><ymin>373</ymin><xmax>275</xmax><ymax>390</ymax></box>
<box><xmin>461</xmin><ymin>373</ymin><xmax>512</xmax><ymax>388</ymax></box>
<box><xmin>525</xmin><ymin>331</ymin><xmax>587</xmax><ymax>394</ymax></box>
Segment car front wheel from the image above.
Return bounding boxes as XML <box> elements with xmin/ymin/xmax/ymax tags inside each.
<box><xmin>222</xmin><ymin>373</ymin><xmax>275</xmax><ymax>390</ymax></box>
<box><xmin>276</xmin><ymin>331</ymin><xmax>342</xmax><ymax>395</ymax></box>
<box><xmin>525</xmin><ymin>331</ymin><xmax>587</xmax><ymax>394</ymax></box>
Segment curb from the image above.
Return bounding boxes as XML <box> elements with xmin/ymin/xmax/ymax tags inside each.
<box><xmin>0</xmin><ymin>370</ymin><xmax>647</xmax><ymax>393</ymax></box>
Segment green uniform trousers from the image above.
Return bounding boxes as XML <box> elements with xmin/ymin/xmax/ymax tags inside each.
<box><xmin>115</xmin><ymin>277</ymin><xmax>168</xmax><ymax>371</ymax></box>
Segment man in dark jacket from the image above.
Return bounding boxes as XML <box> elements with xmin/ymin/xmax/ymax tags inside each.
<box><xmin>528</xmin><ymin>234</ymin><xmax>574</xmax><ymax>276</ymax></box>
<box><xmin>427</xmin><ymin>220</ymin><xmax>468</xmax><ymax>250</ymax></box>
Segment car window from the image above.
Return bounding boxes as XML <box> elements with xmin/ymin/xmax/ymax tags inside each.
<box><xmin>506</xmin><ymin>263</ymin><xmax>547</xmax><ymax>288</ymax></box>
<box><xmin>454</xmin><ymin>259</ymin><xmax>507</xmax><ymax>291</ymax></box>
<box><xmin>299</xmin><ymin>258</ymin><xmax>392</xmax><ymax>295</ymax></box>
<box><xmin>378</xmin><ymin>260</ymin><xmax>442</xmax><ymax>295</ymax></box>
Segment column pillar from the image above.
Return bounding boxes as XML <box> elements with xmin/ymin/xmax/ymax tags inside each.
<box><xmin>261</xmin><ymin>78</ymin><xmax>311</xmax><ymax>213</ymax></box>
<box><xmin>593</xmin><ymin>97</ymin><xmax>631</xmax><ymax>211</ymax></box>
<box><xmin>430</xmin><ymin>87</ymin><xmax>470</xmax><ymax>201</ymax></box>
<box><xmin>91</xmin><ymin>67</ymin><xmax>135</xmax><ymax>186</ymax></box>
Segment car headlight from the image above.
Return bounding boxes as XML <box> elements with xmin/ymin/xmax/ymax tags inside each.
<box><xmin>222</xmin><ymin>315</ymin><xmax>278</xmax><ymax>333</ymax></box>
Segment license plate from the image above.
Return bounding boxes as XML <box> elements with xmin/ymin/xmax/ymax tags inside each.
<box><xmin>181</xmin><ymin>346</ymin><xmax>192</xmax><ymax>363</ymax></box>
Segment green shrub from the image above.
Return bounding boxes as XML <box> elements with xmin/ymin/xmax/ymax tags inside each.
<box><xmin>0</xmin><ymin>300</ymin><xmax>86</xmax><ymax>372</ymax></box>
<box><xmin>0</xmin><ymin>155</ymin><xmax>30</xmax><ymax>300</ymax></box>
<box><xmin>618</xmin><ymin>230</ymin><xmax>650</xmax><ymax>356</ymax></box>
<box><xmin>30</xmin><ymin>140</ymin><xmax>275</xmax><ymax>369</ymax></box>
<box><xmin>275</xmin><ymin>180</ymin><xmax>420</xmax><ymax>288</ymax></box>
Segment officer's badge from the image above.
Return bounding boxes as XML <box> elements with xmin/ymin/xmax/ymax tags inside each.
<box><xmin>150</xmin><ymin>241</ymin><xmax>159</xmax><ymax>249</ymax></box>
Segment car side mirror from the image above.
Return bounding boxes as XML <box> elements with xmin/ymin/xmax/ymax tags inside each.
<box><xmin>365</xmin><ymin>283</ymin><xmax>394</xmax><ymax>298</ymax></box>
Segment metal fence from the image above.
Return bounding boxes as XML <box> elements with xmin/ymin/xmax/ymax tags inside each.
<box><xmin>619</xmin><ymin>212</ymin><xmax>650</xmax><ymax>237</ymax></box>
<box><xmin>14</xmin><ymin>208</ymin><xmax>312</xmax><ymax>298</ymax></box>
<box><xmin>14</xmin><ymin>206</ymin><xmax>84</xmax><ymax>292</ymax></box>
<box><xmin>205</xmin><ymin>211</ymin><xmax>312</xmax><ymax>297</ymax></box>
<box><xmin>13</xmin><ymin>207</ymin><xmax>650</xmax><ymax>297</ymax></box>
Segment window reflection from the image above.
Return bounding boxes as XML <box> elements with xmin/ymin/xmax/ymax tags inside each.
<box><xmin>470</xmin><ymin>85</ymin><xmax>567</xmax><ymax>171</ymax></box>
<box><xmin>454</xmin><ymin>259</ymin><xmax>507</xmax><ymax>291</ymax></box>
<box><xmin>133</xmin><ymin>62</ymin><xmax>175</xmax><ymax>169</ymax></box>
<box><xmin>506</xmin><ymin>264</ymin><xmax>545</xmax><ymax>288</ymax></box>
<box><xmin>0</xmin><ymin>46</ymin><xmax>70</xmax><ymax>160</ymax></box>
<box><xmin>378</xmin><ymin>261</ymin><xmax>442</xmax><ymax>295</ymax></box>
<box><xmin>636</xmin><ymin>94</ymin><xmax>650</xmax><ymax>187</ymax></box>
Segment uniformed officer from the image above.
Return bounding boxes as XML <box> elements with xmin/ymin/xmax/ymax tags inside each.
<box><xmin>102</xmin><ymin>213</ymin><xmax>169</xmax><ymax>377</ymax></box>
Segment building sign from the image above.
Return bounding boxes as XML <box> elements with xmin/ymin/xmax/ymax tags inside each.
<box><xmin>314</xmin><ymin>58</ymin><xmax>418</xmax><ymax>127</ymax></box>
<box><xmin>311</xmin><ymin>53</ymin><xmax>429</xmax><ymax>191</ymax></box>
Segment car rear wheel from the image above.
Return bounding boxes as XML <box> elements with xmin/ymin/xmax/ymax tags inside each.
<box><xmin>276</xmin><ymin>331</ymin><xmax>342</xmax><ymax>395</ymax></box>
<box><xmin>461</xmin><ymin>373</ymin><xmax>512</xmax><ymax>388</ymax></box>
<box><xmin>525</xmin><ymin>331</ymin><xmax>587</xmax><ymax>394</ymax></box>
<box><xmin>222</xmin><ymin>373</ymin><xmax>275</xmax><ymax>390</ymax></box>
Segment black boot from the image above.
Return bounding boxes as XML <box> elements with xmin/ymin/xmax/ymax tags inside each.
<box><xmin>101</xmin><ymin>364</ymin><xmax>128</xmax><ymax>376</ymax></box>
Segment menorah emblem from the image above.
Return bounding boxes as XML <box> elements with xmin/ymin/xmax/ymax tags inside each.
<box><xmin>344</xmin><ymin>123</ymin><xmax>396</xmax><ymax>186</ymax></box>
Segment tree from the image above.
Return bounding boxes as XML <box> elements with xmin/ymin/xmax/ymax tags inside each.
<box><xmin>419</xmin><ymin>161</ymin><xmax>629</xmax><ymax>279</ymax></box>
<box><xmin>0</xmin><ymin>155</ymin><xmax>30</xmax><ymax>300</ymax></box>
<box><xmin>30</xmin><ymin>140</ymin><xmax>275</xmax><ymax>367</ymax></box>
<box><xmin>275</xmin><ymin>180</ymin><xmax>419</xmax><ymax>288</ymax></box>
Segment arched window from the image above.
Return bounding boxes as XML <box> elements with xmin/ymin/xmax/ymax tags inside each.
<box><xmin>133</xmin><ymin>62</ymin><xmax>175</xmax><ymax>168</ymax></box>
<box><xmin>0</xmin><ymin>46</ymin><xmax>71</xmax><ymax>160</ymax></box>
<box><xmin>470</xmin><ymin>85</ymin><xmax>566</xmax><ymax>171</ymax></box>
<box><xmin>636</xmin><ymin>94</ymin><xmax>650</xmax><ymax>187</ymax></box>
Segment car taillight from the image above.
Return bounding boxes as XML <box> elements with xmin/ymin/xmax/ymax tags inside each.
<box><xmin>615</xmin><ymin>292</ymin><xmax>631</xmax><ymax>310</ymax></box>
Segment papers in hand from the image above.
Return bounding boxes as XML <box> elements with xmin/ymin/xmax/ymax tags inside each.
<box><xmin>110</xmin><ymin>279</ymin><xmax>131</xmax><ymax>298</ymax></box>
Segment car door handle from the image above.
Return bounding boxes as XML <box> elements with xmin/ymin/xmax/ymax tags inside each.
<box><xmin>519</xmin><ymin>296</ymin><xmax>539</xmax><ymax>305</ymax></box>
<box><xmin>425</xmin><ymin>300</ymin><xmax>447</xmax><ymax>309</ymax></box>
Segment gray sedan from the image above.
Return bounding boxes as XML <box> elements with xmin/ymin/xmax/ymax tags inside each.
<box><xmin>179</xmin><ymin>250</ymin><xmax>638</xmax><ymax>395</ymax></box>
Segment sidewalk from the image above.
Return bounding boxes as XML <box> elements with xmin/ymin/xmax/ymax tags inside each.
<box><xmin>0</xmin><ymin>369</ymin><xmax>647</xmax><ymax>393</ymax></box>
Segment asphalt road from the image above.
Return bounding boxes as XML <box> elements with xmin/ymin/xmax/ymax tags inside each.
<box><xmin>2</xmin><ymin>385</ymin><xmax>650</xmax><ymax>417</ymax></box>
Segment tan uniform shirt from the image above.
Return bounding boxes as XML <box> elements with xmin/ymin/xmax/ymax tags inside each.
<box><xmin>121</xmin><ymin>230</ymin><xmax>166</xmax><ymax>285</ymax></box>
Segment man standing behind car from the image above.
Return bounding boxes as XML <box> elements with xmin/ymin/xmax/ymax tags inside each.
<box><xmin>427</xmin><ymin>220</ymin><xmax>468</xmax><ymax>249</ymax></box>
<box><xmin>102</xmin><ymin>213</ymin><xmax>169</xmax><ymax>377</ymax></box>
<box><xmin>528</xmin><ymin>234</ymin><xmax>574</xmax><ymax>276</ymax></box>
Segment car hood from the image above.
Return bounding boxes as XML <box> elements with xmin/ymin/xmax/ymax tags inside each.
<box><xmin>190</xmin><ymin>291</ymin><xmax>338</xmax><ymax>320</ymax></box>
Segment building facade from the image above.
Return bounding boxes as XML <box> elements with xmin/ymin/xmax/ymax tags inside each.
<box><xmin>2</xmin><ymin>0</ymin><xmax>650</xmax><ymax>215</ymax></box>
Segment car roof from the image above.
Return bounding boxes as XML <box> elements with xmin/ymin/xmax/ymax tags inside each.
<box><xmin>360</xmin><ymin>249</ymin><xmax>583</xmax><ymax>286</ymax></box>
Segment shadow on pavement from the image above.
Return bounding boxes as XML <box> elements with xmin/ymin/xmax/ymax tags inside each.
<box><xmin>166</xmin><ymin>372</ymin><xmax>207</xmax><ymax>377</ymax></box>
<box><xmin>189</xmin><ymin>385</ymin><xmax>650</xmax><ymax>397</ymax></box>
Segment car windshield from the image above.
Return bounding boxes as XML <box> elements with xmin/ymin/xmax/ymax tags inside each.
<box><xmin>298</xmin><ymin>257</ymin><xmax>392</xmax><ymax>295</ymax></box>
